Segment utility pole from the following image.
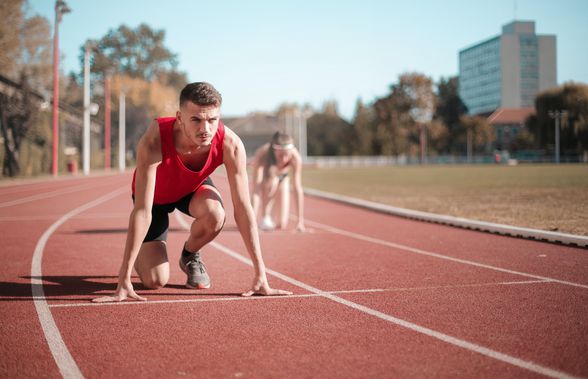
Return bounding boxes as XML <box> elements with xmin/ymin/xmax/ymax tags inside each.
<box><xmin>119</xmin><ymin>90</ymin><xmax>126</xmax><ymax>172</ymax></box>
<box><xmin>104</xmin><ymin>73</ymin><xmax>111</xmax><ymax>170</ymax></box>
<box><xmin>548</xmin><ymin>110</ymin><xmax>568</xmax><ymax>164</ymax></box>
<box><xmin>83</xmin><ymin>42</ymin><xmax>91</xmax><ymax>175</ymax></box>
<box><xmin>419</xmin><ymin>124</ymin><xmax>427</xmax><ymax>164</ymax></box>
<box><xmin>51</xmin><ymin>0</ymin><xmax>71</xmax><ymax>176</ymax></box>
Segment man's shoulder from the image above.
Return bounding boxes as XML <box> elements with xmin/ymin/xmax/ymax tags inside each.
<box><xmin>136</xmin><ymin>120</ymin><xmax>163</xmax><ymax>166</ymax></box>
<box><xmin>142</xmin><ymin>120</ymin><xmax>162</xmax><ymax>147</ymax></box>
<box><xmin>222</xmin><ymin>126</ymin><xmax>243</xmax><ymax>148</ymax></box>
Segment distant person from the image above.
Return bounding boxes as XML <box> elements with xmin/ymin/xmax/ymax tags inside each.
<box><xmin>94</xmin><ymin>82</ymin><xmax>292</xmax><ymax>302</ymax></box>
<box><xmin>250</xmin><ymin>132</ymin><xmax>305</xmax><ymax>232</ymax></box>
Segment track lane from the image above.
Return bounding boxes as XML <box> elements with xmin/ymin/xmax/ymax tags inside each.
<box><xmin>0</xmin><ymin>173</ymin><xmax>130</xmax><ymax>378</ymax></box>
<box><xmin>2</xmin><ymin>172</ymin><xmax>587</xmax><ymax>378</ymax></box>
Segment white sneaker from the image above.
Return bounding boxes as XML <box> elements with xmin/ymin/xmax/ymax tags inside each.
<box><xmin>259</xmin><ymin>216</ymin><xmax>276</xmax><ymax>231</ymax></box>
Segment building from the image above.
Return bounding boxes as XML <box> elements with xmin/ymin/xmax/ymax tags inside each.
<box><xmin>487</xmin><ymin>107</ymin><xmax>535</xmax><ymax>150</ymax></box>
<box><xmin>223</xmin><ymin>112</ymin><xmax>283</xmax><ymax>158</ymax></box>
<box><xmin>459</xmin><ymin>21</ymin><xmax>556</xmax><ymax>116</ymax></box>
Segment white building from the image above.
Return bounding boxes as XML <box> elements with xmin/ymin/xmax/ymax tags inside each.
<box><xmin>459</xmin><ymin>21</ymin><xmax>556</xmax><ymax>115</ymax></box>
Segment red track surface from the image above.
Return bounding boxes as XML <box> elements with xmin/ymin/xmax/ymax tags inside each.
<box><xmin>1</xmin><ymin>172</ymin><xmax>587</xmax><ymax>378</ymax></box>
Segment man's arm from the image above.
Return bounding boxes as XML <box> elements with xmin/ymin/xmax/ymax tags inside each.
<box><xmin>291</xmin><ymin>151</ymin><xmax>305</xmax><ymax>231</ymax></box>
<box><xmin>223</xmin><ymin>129</ymin><xmax>292</xmax><ymax>296</ymax></box>
<box><xmin>93</xmin><ymin>121</ymin><xmax>161</xmax><ymax>302</ymax></box>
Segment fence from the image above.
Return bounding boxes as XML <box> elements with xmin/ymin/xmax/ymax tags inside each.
<box><xmin>305</xmin><ymin>152</ymin><xmax>585</xmax><ymax>167</ymax></box>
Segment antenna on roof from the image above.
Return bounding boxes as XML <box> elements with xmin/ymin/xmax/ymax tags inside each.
<box><xmin>513</xmin><ymin>0</ymin><xmax>518</xmax><ymax>20</ymax></box>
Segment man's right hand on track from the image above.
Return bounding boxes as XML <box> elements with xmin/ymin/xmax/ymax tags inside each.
<box><xmin>92</xmin><ymin>278</ymin><xmax>147</xmax><ymax>303</ymax></box>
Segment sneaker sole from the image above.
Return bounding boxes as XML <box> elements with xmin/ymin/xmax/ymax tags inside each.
<box><xmin>185</xmin><ymin>282</ymin><xmax>211</xmax><ymax>290</ymax></box>
<box><xmin>179</xmin><ymin>257</ymin><xmax>211</xmax><ymax>290</ymax></box>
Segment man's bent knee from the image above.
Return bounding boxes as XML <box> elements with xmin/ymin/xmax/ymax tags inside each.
<box><xmin>141</xmin><ymin>276</ymin><xmax>168</xmax><ymax>289</ymax></box>
<box><xmin>199</xmin><ymin>205</ymin><xmax>225</xmax><ymax>235</ymax></box>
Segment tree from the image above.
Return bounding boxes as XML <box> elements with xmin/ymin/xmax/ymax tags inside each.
<box><xmin>19</xmin><ymin>15</ymin><xmax>52</xmax><ymax>90</ymax></box>
<box><xmin>108</xmin><ymin>74</ymin><xmax>178</xmax><ymax>156</ymax></box>
<box><xmin>0</xmin><ymin>75</ymin><xmax>36</xmax><ymax>176</ymax></box>
<box><xmin>372</xmin><ymin>72</ymin><xmax>435</xmax><ymax>156</ymax></box>
<box><xmin>0</xmin><ymin>0</ymin><xmax>24</xmax><ymax>78</ymax></box>
<box><xmin>350</xmin><ymin>98</ymin><xmax>375</xmax><ymax>155</ymax></box>
<box><xmin>307</xmin><ymin>101</ymin><xmax>353</xmax><ymax>156</ymax></box>
<box><xmin>84</xmin><ymin>23</ymin><xmax>187</xmax><ymax>88</ymax></box>
<box><xmin>457</xmin><ymin>115</ymin><xmax>495</xmax><ymax>155</ymax></box>
<box><xmin>434</xmin><ymin>76</ymin><xmax>468</xmax><ymax>153</ymax></box>
<box><xmin>0</xmin><ymin>0</ymin><xmax>53</xmax><ymax>177</ymax></box>
<box><xmin>74</xmin><ymin>24</ymin><xmax>189</xmax><ymax>161</ymax></box>
<box><xmin>528</xmin><ymin>82</ymin><xmax>588</xmax><ymax>157</ymax></box>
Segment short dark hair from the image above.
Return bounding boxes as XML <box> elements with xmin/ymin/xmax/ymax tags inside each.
<box><xmin>179</xmin><ymin>82</ymin><xmax>222</xmax><ymax>107</ymax></box>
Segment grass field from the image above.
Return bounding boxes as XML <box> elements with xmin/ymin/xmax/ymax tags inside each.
<box><xmin>302</xmin><ymin>164</ymin><xmax>588</xmax><ymax>236</ymax></box>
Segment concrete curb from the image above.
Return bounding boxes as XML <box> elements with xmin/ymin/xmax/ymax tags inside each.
<box><xmin>304</xmin><ymin>187</ymin><xmax>588</xmax><ymax>249</ymax></box>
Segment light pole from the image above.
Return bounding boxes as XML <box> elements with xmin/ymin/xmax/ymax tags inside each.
<box><xmin>118</xmin><ymin>89</ymin><xmax>126</xmax><ymax>172</ymax></box>
<box><xmin>51</xmin><ymin>0</ymin><xmax>71</xmax><ymax>176</ymax></box>
<box><xmin>104</xmin><ymin>71</ymin><xmax>112</xmax><ymax>170</ymax></box>
<box><xmin>548</xmin><ymin>110</ymin><xmax>567</xmax><ymax>164</ymax></box>
<box><xmin>419</xmin><ymin>124</ymin><xmax>428</xmax><ymax>164</ymax></box>
<box><xmin>83</xmin><ymin>42</ymin><xmax>91</xmax><ymax>175</ymax></box>
<box><xmin>466</xmin><ymin>127</ymin><xmax>473</xmax><ymax>163</ymax></box>
<box><xmin>82</xmin><ymin>42</ymin><xmax>99</xmax><ymax>175</ymax></box>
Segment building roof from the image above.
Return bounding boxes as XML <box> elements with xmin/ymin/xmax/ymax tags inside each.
<box><xmin>487</xmin><ymin>107</ymin><xmax>535</xmax><ymax>125</ymax></box>
<box><xmin>223</xmin><ymin>112</ymin><xmax>282</xmax><ymax>136</ymax></box>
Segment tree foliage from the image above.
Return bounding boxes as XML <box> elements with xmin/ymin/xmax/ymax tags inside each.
<box><xmin>456</xmin><ymin>115</ymin><xmax>495</xmax><ymax>154</ymax></box>
<box><xmin>84</xmin><ymin>23</ymin><xmax>187</xmax><ymax>90</ymax></box>
<box><xmin>372</xmin><ymin>73</ymin><xmax>435</xmax><ymax>155</ymax></box>
<box><xmin>0</xmin><ymin>0</ymin><xmax>53</xmax><ymax>177</ymax></box>
<box><xmin>527</xmin><ymin>82</ymin><xmax>588</xmax><ymax>155</ymax></box>
<box><xmin>0</xmin><ymin>0</ymin><xmax>24</xmax><ymax>77</ymax></box>
<box><xmin>307</xmin><ymin>101</ymin><xmax>353</xmax><ymax>156</ymax></box>
<box><xmin>0</xmin><ymin>75</ymin><xmax>36</xmax><ymax>176</ymax></box>
<box><xmin>350</xmin><ymin>99</ymin><xmax>375</xmax><ymax>155</ymax></box>
<box><xmin>434</xmin><ymin>76</ymin><xmax>468</xmax><ymax>153</ymax></box>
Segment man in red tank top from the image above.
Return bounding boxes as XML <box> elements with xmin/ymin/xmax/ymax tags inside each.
<box><xmin>94</xmin><ymin>82</ymin><xmax>292</xmax><ymax>302</ymax></box>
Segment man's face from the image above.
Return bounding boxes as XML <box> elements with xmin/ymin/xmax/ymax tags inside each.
<box><xmin>177</xmin><ymin>101</ymin><xmax>220</xmax><ymax>147</ymax></box>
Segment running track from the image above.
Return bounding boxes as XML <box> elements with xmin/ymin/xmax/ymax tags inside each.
<box><xmin>0</xmin><ymin>172</ymin><xmax>586</xmax><ymax>378</ymax></box>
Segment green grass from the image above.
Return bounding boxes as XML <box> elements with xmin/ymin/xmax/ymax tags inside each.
<box><xmin>302</xmin><ymin>164</ymin><xmax>588</xmax><ymax>236</ymax></box>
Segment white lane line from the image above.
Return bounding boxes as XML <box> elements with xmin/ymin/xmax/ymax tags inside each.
<box><xmin>0</xmin><ymin>182</ymin><xmax>114</xmax><ymax>209</ymax></box>
<box><xmin>47</xmin><ymin>279</ymin><xmax>552</xmax><ymax>309</ymax></box>
<box><xmin>50</xmin><ymin>293</ymin><xmax>321</xmax><ymax>308</ymax></box>
<box><xmin>32</xmin><ymin>187</ymin><xmax>127</xmax><ymax>379</ymax></box>
<box><xmin>174</xmin><ymin>212</ymin><xmax>578</xmax><ymax>379</ymax></box>
<box><xmin>0</xmin><ymin>213</ymin><xmax>129</xmax><ymax>222</ymax></box>
<box><xmin>306</xmin><ymin>219</ymin><xmax>588</xmax><ymax>290</ymax></box>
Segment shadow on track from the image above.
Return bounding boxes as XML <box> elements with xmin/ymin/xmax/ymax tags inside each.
<box><xmin>0</xmin><ymin>276</ymin><xmax>243</xmax><ymax>301</ymax></box>
<box><xmin>72</xmin><ymin>228</ymin><xmax>184</xmax><ymax>235</ymax></box>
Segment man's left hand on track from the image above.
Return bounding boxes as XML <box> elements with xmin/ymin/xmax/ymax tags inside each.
<box><xmin>242</xmin><ymin>276</ymin><xmax>293</xmax><ymax>297</ymax></box>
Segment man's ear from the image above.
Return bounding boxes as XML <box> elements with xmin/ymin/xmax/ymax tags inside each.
<box><xmin>176</xmin><ymin>110</ymin><xmax>182</xmax><ymax>124</ymax></box>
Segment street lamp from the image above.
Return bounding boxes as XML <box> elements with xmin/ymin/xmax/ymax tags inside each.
<box><xmin>548</xmin><ymin>110</ymin><xmax>568</xmax><ymax>164</ymax></box>
<box><xmin>51</xmin><ymin>0</ymin><xmax>71</xmax><ymax>176</ymax></box>
<box><xmin>82</xmin><ymin>42</ymin><xmax>99</xmax><ymax>175</ymax></box>
<box><xmin>119</xmin><ymin>88</ymin><xmax>127</xmax><ymax>172</ymax></box>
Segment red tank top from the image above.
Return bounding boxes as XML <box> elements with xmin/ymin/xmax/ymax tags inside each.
<box><xmin>132</xmin><ymin>117</ymin><xmax>225</xmax><ymax>204</ymax></box>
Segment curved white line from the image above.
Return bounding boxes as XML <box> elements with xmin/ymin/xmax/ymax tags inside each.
<box><xmin>32</xmin><ymin>187</ymin><xmax>127</xmax><ymax>379</ymax></box>
<box><xmin>0</xmin><ymin>182</ymin><xmax>108</xmax><ymax>209</ymax></box>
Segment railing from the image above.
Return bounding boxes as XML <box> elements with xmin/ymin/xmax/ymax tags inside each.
<box><xmin>305</xmin><ymin>152</ymin><xmax>585</xmax><ymax>167</ymax></box>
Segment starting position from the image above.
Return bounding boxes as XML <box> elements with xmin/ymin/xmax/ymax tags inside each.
<box><xmin>94</xmin><ymin>82</ymin><xmax>292</xmax><ymax>302</ymax></box>
<box><xmin>250</xmin><ymin>132</ymin><xmax>305</xmax><ymax>232</ymax></box>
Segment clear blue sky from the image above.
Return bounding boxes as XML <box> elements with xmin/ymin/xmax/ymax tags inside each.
<box><xmin>27</xmin><ymin>0</ymin><xmax>588</xmax><ymax>120</ymax></box>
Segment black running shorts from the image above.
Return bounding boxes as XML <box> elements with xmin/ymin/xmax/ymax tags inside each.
<box><xmin>133</xmin><ymin>177</ymin><xmax>221</xmax><ymax>242</ymax></box>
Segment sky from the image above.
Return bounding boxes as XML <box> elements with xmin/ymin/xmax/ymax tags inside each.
<box><xmin>27</xmin><ymin>0</ymin><xmax>588</xmax><ymax>120</ymax></box>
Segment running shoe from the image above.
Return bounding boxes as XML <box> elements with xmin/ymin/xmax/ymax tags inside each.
<box><xmin>259</xmin><ymin>216</ymin><xmax>276</xmax><ymax>231</ymax></box>
<box><xmin>179</xmin><ymin>251</ymin><xmax>211</xmax><ymax>289</ymax></box>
